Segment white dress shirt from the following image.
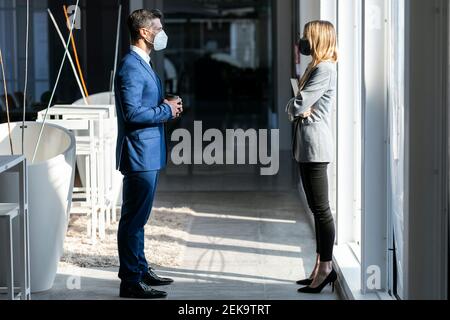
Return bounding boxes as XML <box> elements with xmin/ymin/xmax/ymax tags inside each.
<box><xmin>130</xmin><ymin>45</ymin><xmax>151</xmax><ymax>66</ymax></box>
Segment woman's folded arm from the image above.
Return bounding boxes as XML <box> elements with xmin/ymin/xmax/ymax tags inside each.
<box><xmin>289</xmin><ymin>65</ymin><xmax>332</xmax><ymax>118</ymax></box>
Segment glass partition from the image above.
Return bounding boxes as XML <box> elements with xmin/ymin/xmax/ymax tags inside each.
<box><xmin>163</xmin><ymin>0</ymin><xmax>274</xmax><ymax>131</ymax></box>
<box><xmin>161</xmin><ymin>0</ymin><xmax>275</xmax><ymax>184</ymax></box>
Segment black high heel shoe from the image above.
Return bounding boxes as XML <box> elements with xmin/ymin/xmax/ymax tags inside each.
<box><xmin>297</xmin><ymin>269</ymin><xmax>337</xmax><ymax>294</ymax></box>
<box><xmin>296</xmin><ymin>278</ymin><xmax>313</xmax><ymax>286</ymax></box>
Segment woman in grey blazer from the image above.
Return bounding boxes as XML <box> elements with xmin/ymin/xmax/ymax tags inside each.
<box><xmin>287</xmin><ymin>20</ymin><xmax>338</xmax><ymax>294</ymax></box>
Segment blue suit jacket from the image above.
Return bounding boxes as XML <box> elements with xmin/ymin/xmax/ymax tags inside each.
<box><xmin>115</xmin><ymin>51</ymin><xmax>172</xmax><ymax>174</ymax></box>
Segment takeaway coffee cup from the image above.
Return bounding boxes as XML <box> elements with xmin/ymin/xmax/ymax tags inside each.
<box><xmin>166</xmin><ymin>94</ymin><xmax>183</xmax><ymax>118</ymax></box>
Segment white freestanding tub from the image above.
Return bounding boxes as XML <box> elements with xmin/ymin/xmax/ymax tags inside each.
<box><xmin>0</xmin><ymin>122</ymin><xmax>76</xmax><ymax>293</ymax></box>
<box><xmin>73</xmin><ymin>91</ymin><xmax>115</xmax><ymax>106</ymax></box>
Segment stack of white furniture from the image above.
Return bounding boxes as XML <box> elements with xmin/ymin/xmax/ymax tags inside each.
<box><xmin>0</xmin><ymin>155</ymin><xmax>30</xmax><ymax>300</ymax></box>
<box><xmin>37</xmin><ymin>104</ymin><xmax>122</xmax><ymax>244</ymax></box>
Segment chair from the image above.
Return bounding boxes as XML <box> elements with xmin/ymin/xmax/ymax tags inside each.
<box><xmin>0</xmin><ymin>156</ymin><xmax>30</xmax><ymax>300</ymax></box>
<box><xmin>0</xmin><ymin>204</ymin><xmax>21</xmax><ymax>300</ymax></box>
<box><xmin>52</xmin><ymin>105</ymin><xmax>121</xmax><ymax>226</ymax></box>
<box><xmin>37</xmin><ymin>107</ymin><xmax>118</xmax><ymax>244</ymax></box>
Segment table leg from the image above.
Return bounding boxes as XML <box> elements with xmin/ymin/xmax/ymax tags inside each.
<box><xmin>5</xmin><ymin>217</ymin><xmax>14</xmax><ymax>300</ymax></box>
<box><xmin>18</xmin><ymin>160</ymin><xmax>30</xmax><ymax>300</ymax></box>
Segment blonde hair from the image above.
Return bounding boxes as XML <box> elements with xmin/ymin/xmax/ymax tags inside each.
<box><xmin>298</xmin><ymin>20</ymin><xmax>338</xmax><ymax>90</ymax></box>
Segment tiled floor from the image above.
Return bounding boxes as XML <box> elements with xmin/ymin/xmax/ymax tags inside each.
<box><xmin>33</xmin><ymin>190</ymin><xmax>339</xmax><ymax>300</ymax></box>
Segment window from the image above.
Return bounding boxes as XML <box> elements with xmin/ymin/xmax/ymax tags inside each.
<box><xmin>387</xmin><ymin>0</ymin><xmax>406</xmax><ymax>299</ymax></box>
<box><xmin>335</xmin><ymin>0</ymin><xmax>394</xmax><ymax>297</ymax></box>
<box><xmin>336</xmin><ymin>0</ymin><xmax>363</xmax><ymax>259</ymax></box>
<box><xmin>0</xmin><ymin>0</ymin><xmax>49</xmax><ymax>106</ymax></box>
<box><xmin>300</xmin><ymin>0</ymin><xmax>446</xmax><ymax>300</ymax></box>
<box><xmin>0</xmin><ymin>0</ymin><xmax>19</xmax><ymax>93</ymax></box>
<box><xmin>33</xmin><ymin>10</ymin><xmax>49</xmax><ymax>101</ymax></box>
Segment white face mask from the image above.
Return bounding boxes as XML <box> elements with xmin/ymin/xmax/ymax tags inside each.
<box><xmin>145</xmin><ymin>29</ymin><xmax>168</xmax><ymax>51</ymax></box>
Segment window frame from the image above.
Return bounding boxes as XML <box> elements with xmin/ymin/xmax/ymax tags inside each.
<box><xmin>335</xmin><ymin>0</ymin><xmax>363</xmax><ymax>259</ymax></box>
<box><xmin>334</xmin><ymin>0</ymin><xmax>392</xmax><ymax>297</ymax></box>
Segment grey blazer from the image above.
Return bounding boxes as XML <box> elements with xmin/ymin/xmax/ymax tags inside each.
<box><xmin>287</xmin><ymin>61</ymin><xmax>337</xmax><ymax>163</ymax></box>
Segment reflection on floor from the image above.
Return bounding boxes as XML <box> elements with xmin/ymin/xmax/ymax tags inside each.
<box><xmin>33</xmin><ymin>190</ymin><xmax>339</xmax><ymax>300</ymax></box>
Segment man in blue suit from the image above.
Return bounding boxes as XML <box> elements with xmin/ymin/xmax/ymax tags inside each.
<box><xmin>115</xmin><ymin>9</ymin><xmax>183</xmax><ymax>299</ymax></box>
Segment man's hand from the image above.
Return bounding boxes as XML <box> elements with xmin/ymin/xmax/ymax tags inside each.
<box><xmin>164</xmin><ymin>98</ymin><xmax>183</xmax><ymax>119</ymax></box>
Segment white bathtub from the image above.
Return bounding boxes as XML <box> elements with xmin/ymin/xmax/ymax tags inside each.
<box><xmin>73</xmin><ymin>91</ymin><xmax>115</xmax><ymax>106</ymax></box>
<box><xmin>0</xmin><ymin>122</ymin><xmax>76</xmax><ymax>293</ymax></box>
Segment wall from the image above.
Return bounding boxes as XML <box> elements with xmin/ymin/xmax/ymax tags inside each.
<box><xmin>274</xmin><ymin>0</ymin><xmax>293</xmax><ymax>151</ymax></box>
<box><xmin>406</xmin><ymin>0</ymin><xmax>449</xmax><ymax>300</ymax></box>
<box><xmin>47</xmin><ymin>0</ymin><xmax>129</xmax><ymax>103</ymax></box>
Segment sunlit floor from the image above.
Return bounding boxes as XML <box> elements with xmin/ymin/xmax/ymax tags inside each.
<box><xmin>33</xmin><ymin>190</ymin><xmax>338</xmax><ymax>300</ymax></box>
<box><xmin>32</xmin><ymin>152</ymin><xmax>339</xmax><ymax>300</ymax></box>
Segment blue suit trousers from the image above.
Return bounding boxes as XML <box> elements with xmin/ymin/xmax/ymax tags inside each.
<box><xmin>118</xmin><ymin>170</ymin><xmax>159</xmax><ymax>284</ymax></box>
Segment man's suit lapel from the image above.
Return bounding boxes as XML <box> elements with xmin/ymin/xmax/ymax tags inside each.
<box><xmin>155</xmin><ymin>73</ymin><xmax>164</xmax><ymax>100</ymax></box>
<box><xmin>150</xmin><ymin>60</ymin><xmax>164</xmax><ymax>100</ymax></box>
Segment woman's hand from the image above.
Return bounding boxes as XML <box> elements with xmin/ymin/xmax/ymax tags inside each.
<box><xmin>300</xmin><ymin>109</ymin><xmax>313</xmax><ymax>119</ymax></box>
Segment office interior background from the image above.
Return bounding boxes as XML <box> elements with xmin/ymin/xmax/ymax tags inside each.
<box><xmin>0</xmin><ymin>0</ymin><xmax>448</xmax><ymax>300</ymax></box>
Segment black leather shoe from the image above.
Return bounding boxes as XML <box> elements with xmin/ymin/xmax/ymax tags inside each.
<box><xmin>120</xmin><ymin>281</ymin><xmax>167</xmax><ymax>299</ymax></box>
<box><xmin>142</xmin><ymin>267</ymin><xmax>174</xmax><ymax>286</ymax></box>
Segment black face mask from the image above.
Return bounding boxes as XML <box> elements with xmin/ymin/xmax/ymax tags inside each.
<box><xmin>298</xmin><ymin>38</ymin><xmax>311</xmax><ymax>56</ymax></box>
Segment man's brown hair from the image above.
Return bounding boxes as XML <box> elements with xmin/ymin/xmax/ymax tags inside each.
<box><xmin>127</xmin><ymin>9</ymin><xmax>163</xmax><ymax>43</ymax></box>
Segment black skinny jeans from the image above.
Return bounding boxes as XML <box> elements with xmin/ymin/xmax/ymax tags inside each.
<box><xmin>299</xmin><ymin>163</ymin><xmax>336</xmax><ymax>262</ymax></box>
